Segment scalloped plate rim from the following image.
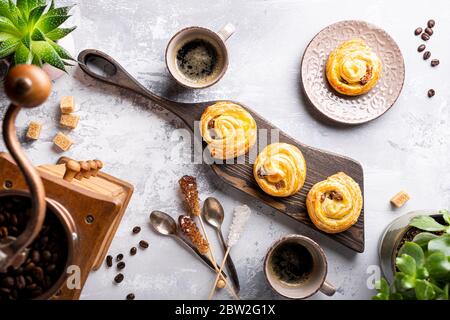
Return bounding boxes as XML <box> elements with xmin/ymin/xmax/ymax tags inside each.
<box><xmin>301</xmin><ymin>20</ymin><xmax>405</xmax><ymax>125</ymax></box>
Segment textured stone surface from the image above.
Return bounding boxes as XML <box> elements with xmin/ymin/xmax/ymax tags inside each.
<box><xmin>0</xmin><ymin>0</ymin><xmax>449</xmax><ymax>300</ymax></box>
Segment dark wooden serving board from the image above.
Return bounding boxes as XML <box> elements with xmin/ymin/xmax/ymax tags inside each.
<box><xmin>78</xmin><ymin>49</ymin><xmax>365</xmax><ymax>253</ymax></box>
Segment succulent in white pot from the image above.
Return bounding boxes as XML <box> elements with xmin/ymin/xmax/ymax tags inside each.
<box><xmin>0</xmin><ymin>0</ymin><xmax>76</xmax><ymax>80</ymax></box>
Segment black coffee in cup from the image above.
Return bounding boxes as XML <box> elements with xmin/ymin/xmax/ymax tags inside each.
<box><xmin>176</xmin><ymin>39</ymin><xmax>220</xmax><ymax>83</ymax></box>
<box><xmin>270</xmin><ymin>241</ymin><xmax>313</xmax><ymax>285</ymax></box>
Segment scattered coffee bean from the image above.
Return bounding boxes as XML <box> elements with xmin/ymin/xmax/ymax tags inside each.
<box><xmin>126</xmin><ymin>293</ymin><xmax>135</xmax><ymax>300</ymax></box>
<box><xmin>116</xmin><ymin>253</ymin><xmax>124</xmax><ymax>262</ymax></box>
<box><xmin>114</xmin><ymin>273</ymin><xmax>124</xmax><ymax>284</ymax></box>
<box><xmin>428</xmin><ymin>89</ymin><xmax>435</xmax><ymax>98</ymax></box>
<box><xmin>31</xmin><ymin>250</ymin><xmax>40</xmax><ymax>263</ymax></box>
<box><xmin>130</xmin><ymin>247</ymin><xmax>137</xmax><ymax>256</ymax></box>
<box><xmin>417</xmin><ymin>44</ymin><xmax>426</xmax><ymax>52</ymax></box>
<box><xmin>423</xmin><ymin>51</ymin><xmax>431</xmax><ymax>60</ymax></box>
<box><xmin>427</xmin><ymin>19</ymin><xmax>435</xmax><ymax>28</ymax></box>
<box><xmin>1</xmin><ymin>277</ymin><xmax>14</xmax><ymax>288</ymax></box>
<box><xmin>106</xmin><ymin>255</ymin><xmax>113</xmax><ymax>267</ymax></box>
<box><xmin>139</xmin><ymin>240</ymin><xmax>149</xmax><ymax>249</ymax></box>
<box><xmin>414</xmin><ymin>27</ymin><xmax>422</xmax><ymax>36</ymax></box>
<box><xmin>425</xmin><ymin>27</ymin><xmax>433</xmax><ymax>36</ymax></box>
<box><xmin>421</xmin><ymin>33</ymin><xmax>430</xmax><ymax>41</ymax></box>
<box><xmin>117</xmin><ymin>261</ymin><xmax>126</xmax><ymax>270</ymax></box>
<box><xmin>431</xmin><ymin>59</ymin><xmax>439</xmax><ymax>67</ymax></box>
<box><xmin>132</xmin><ymin>226</ymin><xmax>141</xmax><ymax>234</ymax></box>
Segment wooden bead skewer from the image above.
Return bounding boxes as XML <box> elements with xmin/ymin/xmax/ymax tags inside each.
<box><xmin>87</xmin><ymin>160</ymin><xmax>97</xmax><ymax>177</ymax></box>
<box><xmin>75</xmin><ymin>161</ymin><xmax>90</xmax><ymax>180</ymax></box>
<box><xmin>209</xmin><ymin>247</ymin><xmax>231</xmax><ymax>299</ymax></box>
<box><xmin>63</xmin><ymin>160</ymin><xmax>80</xmax><ymax>182</ymax></box>
<box><xmin>197</xmin><ymin>217</ymin><xmax>239</xmax><ymax>300</ymax></box>
<box><xmin>92</xmin><ymin>159</ymin><xmax>103</xmax><ymax>177</ymax></box>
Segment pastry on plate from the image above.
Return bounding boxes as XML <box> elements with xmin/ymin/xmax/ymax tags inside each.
<box><xmin>306</xmin><ymin>172</ymin><xmax>362</xmax><ymax>233</ymax></box>
<box><xmin>200</xmin><ymin>101</ymin><xmax>257</xmax><ymax>159</ymax></box>
<box><xmin>326</xmin><ymin>39</ymin><xmax>382</xmax><ymax>96</ymax></box>
<box><xmin>253</xmin><ymin>143</ymin><xmax>307</xmax><ymax>197</ymax></box>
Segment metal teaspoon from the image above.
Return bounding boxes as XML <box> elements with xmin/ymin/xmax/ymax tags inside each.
<box><xmin>149</xmin><ymin>210</ymin><xmax>227</xmax><ymax>279</ymax></box>
<box><xmin>203</xmin><ymin>197</ymin><xmax>240</xmax><ymax>293</ymax></box>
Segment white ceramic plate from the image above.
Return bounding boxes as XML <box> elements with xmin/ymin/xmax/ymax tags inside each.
<box><xmin>301</xmin><ymin>20</ymin><xmax>405</xmax><ymax>125</ymax></box>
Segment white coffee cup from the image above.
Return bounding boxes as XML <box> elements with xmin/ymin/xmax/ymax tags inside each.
<box><xmin>165</xmin><ymin>23</ymin><xmax>235</xmax><ymax>89</ymax></box>
<box><xmin>264</xmin><ymin>234</ymin><xmax>336</xmax><ymax>299</ymax></box>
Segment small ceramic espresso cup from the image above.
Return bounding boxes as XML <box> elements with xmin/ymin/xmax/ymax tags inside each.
<box><xmin>165</xmin><ymin>23</ymin><xmax>235</xmax><ymax>89</ymax></box>
<box><xmin>264</xmin><ymin>235</ymin><xmax>336</xmax><ymax>299</ymax></box>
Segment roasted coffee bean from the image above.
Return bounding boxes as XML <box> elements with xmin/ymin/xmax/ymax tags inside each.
<box><xmin>1</xmin><ymin>277</ymin><xmax>14</xmax><ymax>288</ymax></box>
<box><xmin>414</xmin><ymin>27</ymin><xmax>422</xmax><ymax>35</ymax></box>
<box><xmin>427</xmin><ymin>19</ymin><xmax>435</xmax><ymax>28</ymax></box>
<box><xmin>0</xmin><ymin>197</ymin><xmax>68</xmax><ymax>301</ymax></box>
<box><xmin>42</xmin><ymin>250</ymin><xmax>52</xmax><ymax>261</ymax></box>
<box><xmin>106</xmin><ymin>255</ymin><xmax>113</xmax><ymax>267</ymax></box>
<box><xmin>51</xmin><ymin>253</ymin><xmax>59</xmax><ymax>263</ymax></box>
<box><xmin>0</xmin><ymin>287</ymin><xmax>11</xmax><ymax>296</ymax></box>
<box><xmin>130</xmin><ymin>247</ymin><xmax>137</xmax><ymax>256</ymax></box>
<box><xmin>9</xmin><ymin>226</ymin><xmax>18</xmax><ymax>236</ymax></box>
<box><xmin>132</xmin><ymin>226</ymin><xmax>141</xmax><ymax>234</ymax></box>
<box><xmin>26</xmin><ymin>283</ymin><xmax>37</xmax><ymax>291</ymax></box>
<box><xmin>31</xmin><ymin>250</ymin><xmax>40</xmax><ymax>263</ymax></box>
<box><xmin>428</xmin><ymin>89</ymin><xmax>435</xmax><ymax>97</ymax></box>
<box><xmin>423</xmin><ymin>51</ymin><xmax>431</xmax><ymax>60</ymax></box>
<box><xmin>114</xmin><ymin>273</ymin><xmax>124</xmax><ymax>284</ymax></box>
<box><xmin>126</xmin><ymin>293</ymin><xmax>135</xmax><ymax>300</ymax></box>
<box><xmin>116</xmin><ymin>253</ymin><xmax>124</xmax><ymax>261</ymax></box>
<box><xmin>0</xmin><ymin>226</ymin><xmax>8</xmax><ymax>238</ymax></box>
<box><xmin>117</xmin><ymin>261</ymin><xmax>126</xmax><ymax>270</ymax></box>
<box><xmin>46</xmin><ymin>264</ymin><xmax>56</xmax><ymax>273</ymax></box>
<box><xmin>417</xmin><ymin>44</ymin><xmax>426</xmax><ymax>52</ymax></box>
<box><xmin>24</xmin><ymin>262</ymin><xmax>35</xmax><ymax>272</ymax></box>
<box><xmin>10</xmin><ymin>214</ymin><xmax>18</xmax><ymax>226</ymax></box>
<box><xmin>421</xmin><ymin>33</ymin><xmax>430</xmax><ymax>41</ymax></box>
<box><xmin>425</xmin><ymin>27</ymin><xmax>433</xmax><ymax>36</ymax></box>
<box><xmin>32</xmin><ymin>266</ymin><xmax>44</xmax><ymax>282</ymax></box>
<box><xmin>15</xmin><ymin>276</ymin><xmax>26</xmax><ymax>290</ymax></box>
<box><xmin>431</xmin><ymin>59</ymin><xmax>439</xmax><ymax>67</ymax></box>
<box><xmin>139</xmin><ymin>240</ymin><xmax>149</xmax><ymax>249</ymax></box>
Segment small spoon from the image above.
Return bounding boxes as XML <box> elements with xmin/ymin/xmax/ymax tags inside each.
<box><xmin>149</xmin><ymin>210</ymin><xmax>227</xmax><ymax>279</ymax></box>
<box><xmin>203</xmin><ymin>197</ymin><xmax>240</xmax><ymax>293</ymax></box>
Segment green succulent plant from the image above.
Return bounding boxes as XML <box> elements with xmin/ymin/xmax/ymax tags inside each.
<box><xmin>374</xmin><ymin>210</ymin><xmax>450</xmax><ymax>300</ymax></box>
<box><xmin>0</xmin><ymin>0</ymin><xmax>76</xmax><ymax>71</ymax></box>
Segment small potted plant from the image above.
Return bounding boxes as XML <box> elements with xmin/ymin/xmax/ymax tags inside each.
<box><xmin>0</xmin><ymin>0</ymin><xmax>76</xmax><ymax>80</ymax></box>
<box><xmin>374</xmin><ymin>210</ymin><xmax>450</xmax><ymax>300</ymax></box>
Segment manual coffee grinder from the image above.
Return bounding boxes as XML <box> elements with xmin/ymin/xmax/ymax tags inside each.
<box><xmin>0</xmin><ymin>65</ymin><xmax>133</xmax><ymax>300</ymax></box>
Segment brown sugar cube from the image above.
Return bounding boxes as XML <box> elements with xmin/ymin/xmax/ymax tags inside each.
<box><xmin>53</xmin><ymin>132</ymin><xmax>74</xmax><ymax>151</ymax></box>
<box><xmin>26</xmin><ymin>121</ymin><xmax>42</xmax><ymax>140</ymax></box>
<box><xmin>60</xmin><ymin>96</ymin><xmax>75</xmax><ymax>114</ymax></box>
<box><xmin>390</xmin><ymin>191</ymin><xmax>410</xmax><ymax>208</ymax></box>
<box><xmin>60</xmin><ymin>114</ymin><xmax>80</xmax><ymax>129</ymax></box>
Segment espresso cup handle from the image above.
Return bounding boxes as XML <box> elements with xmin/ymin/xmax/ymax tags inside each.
<box><xmin>217</xmin><ymin>23</ymin><xmax>236</xmax><ymax>42</ymax></box>
<box><xmin>320</xmin><ymin>280</ymin><xmax>336</xmax><ymax>296</ymax></box>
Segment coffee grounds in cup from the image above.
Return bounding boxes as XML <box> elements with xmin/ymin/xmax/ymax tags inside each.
<box><xmin>270</xmin><ymin>242</ymin><xmax>313</xmax><ymax>285</ymax></box>
<box><xmin>176</xmin><ymin>39</ymin><xmax>219</xmax><ymax>82</ymax></box>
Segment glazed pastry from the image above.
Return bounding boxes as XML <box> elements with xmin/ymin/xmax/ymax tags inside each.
<box><xmin>253</xmin><ymin>143</ymin><xmax>307</xmax><ymax>197</ymax></box>
<box><xmin>200</xmin><ymin>101</ymin><xmax>257</xmax><ymax>159</ymax></box>
<box><xmin>306</xmin><ymin>172</ymin><xmax>362</xmax><ymax>234</ymax></box>
<box><xmin>326</xmin><ymin>39</ymin><xmax>382</xmax><ymax>96</ymax></box>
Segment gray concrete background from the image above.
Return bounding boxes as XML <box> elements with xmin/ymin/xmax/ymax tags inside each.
<box><xmin>1</xmin><ymin>0</ymin><xmax>449</xmax><ymax>300</ymax></box>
